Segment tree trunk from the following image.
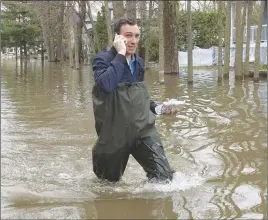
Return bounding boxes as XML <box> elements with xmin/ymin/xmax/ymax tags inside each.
<box><xmin>41</xmin><ymin>18</ymin><xmax>51</xmax><ymax>61</ymax></box>
<box><xmin>78</xmin><ymin>1</ymin><xmax>86</xmax><ymax>64</ymax></box>
<box><xmin>55</xmin><ymin>1</ymin><xmax>64</xmax><ymax>62</ymax></box>
<box><xmin>244</xmin><ymin>1</ymin><xmax>253</xmax><ymax>76</ymax></box>
<box><xmin>47</xmin><ymin>4</ymin><xmax>56</xmax><ymax>62</ymax></box>
<box><xmin>253</xmin><ymin>1</ymin><xmax>265</xmax><ymax>82</ymax></box>
<box><xmin>112</xmin><ymin>1</ymin><xmax>125</xmax><ymax>20</ymax></box>
<box><xmin>86</xmin><ymin>1</ymin><xmax>101</xmax><ymax>52</ymax></box>
<box><xmin>213</xmin><ymin>0</ymin><xmax>217</xmax><ymax>10</ymax></box>
<box><xmin>24</xmin><ymin>41</ymin><xmax>27</xmax><ymax>58</ymax></box>
<box><xmin>20</xmin><ymin>46</ymin><xmax>23</xmax><ymax>68</ymax></box>
<box><xmin>70</xmin><ymin>1</ymin><xmax>95</xmax><ymax>59</ymax></box>
<box><xmin>32</xmin><ymin>2</ymin><xmax>59</xmax><ymax>62</ymax></box>
<box><xmin>223</xmin><ymin>1</ymin><xmax>231</xmax><ymax>77</ymax></box>
<box><xmin>74</xmin><ymin>22</ymin><xmax>80</xmax><ymax>69</ymax></box>
<box><xmin>49</xmin><ymin>35</ymin><xmax>56</xmax><ymax>62</ymax></box>
<box><xmin>163</xmin><ymin>0</ymin><xmax>178</xmax><ymax>74</ymax></box>
<box><xmin>187</xmin><ymin>0</ymin><xmax>193</xmax><ymax>83</ymax></box>
<box><xmin>15</xmin><ymin>46</ymin><xmax>18</xmax><ymax>60</ymax></box>
<box><xmin>70</xmin><ymin>4</ymin><xmax>80</xmax><ymax>69</ymax></box>
<box><xmin>104</xmin><ymin>1</ymin><xmax>113</xmax><ymax>47</ymax></box>
<box><xmin>41</xmin><ymin>42</ymin><xmax>44</xmax><ymax>61</ymax></box>
<box><xmin>158</xmin><ymin>0</ymin><xmax>164</xmax><ymax>83</ymax></box>
<box><xmin>234</xmin><ymin>1</ymin><xmax>243</xmax><ymax>78</ymax></box>
<box><xmin>126</xmin><ymin>0</ymin><xmax>136</xmax><ymax>19</ymax></box>
<box><xmin>176</xmin><ymin>1</ymin><xmax>180</xmax><ymax>42</ymax></box>
<box><xmin>217</xmin><ymin>1</ymin><xmax>224</xmax><ymax>80</ymax></box>
<box><xmin>144</xmin><ymin>0</ymin><xmax>153</xmax><ymax>68</ymax></box>
<box><xmin>67</xmin><ymin>3</ymin><xmax>74</xmax><ymax>68</ymax></box>
<box><xmin>240</xmin><ymin>2</ymin><xmax>247</xmax><ymax>74</ymax></box>
<box><xmin>46</xmin><ymin>31</ymin><xmax>55</xmax><ymax>62</ymax></box>
<box><xmin>136</xmin><ymin>1</ymin><xmax>145</xmax><ymax>57</ymax></box>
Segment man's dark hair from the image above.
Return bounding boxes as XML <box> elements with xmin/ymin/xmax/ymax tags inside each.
<box><xmin>113</xmin><ymin>17</ymin><xmax>137</xmax><ymax>35</ymax></box>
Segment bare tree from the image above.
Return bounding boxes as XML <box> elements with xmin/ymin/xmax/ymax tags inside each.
<box><xmin>126</xmin><ymin>0</ymin><xmax>136</xmax><ymax>19</ymax></box>
<box><xmin>223</xmin><ymin>1</ymin><xmax>231</xmax><ymax>77</ymax></box>
<box><xmin>70</xmin><ymin>1</ymin><xmax>86</xmax><ymax>69</ymax></box>
<box><xmin>86</xmin><ymin>1</ymin><xmax>101</xmax><ymax>52</ymax></box>
<box><xmin>163</xmin><ymin>0</ymin><xmax>178</xmax><ymax>74</ymax></box>
<box><xmin>187</xmin><ymin>0</ymin><xmax>193</xmax><ymax>83</ymax></box>
<box><xmin>112</xmin><ymin>1</ymin><xmax>125</xmax><ymax>20</ymax></box>
<box><xmin>33</xmin><ymin>1</ymin><xmax>60</xmax><ymax>62</ymax></box>
<box><xmin>72</xmin><ymin>1</ymin><xmax>86</xmax><ymax>69</ymax></box>
<box><xmin>135</xmin><ymin>1</ymin><xmax>143</xmax><ymax>56</ymax></box>
<box><xmin>70</xmin><ymin>1</ymin><xmax>94</xmax><ymax>59</ymax></box>
<box><xmin>73</xmin><ymin>13</ymin><xmax>80</xmax><ymax>69</ymax></box>
<box><xmin>78</xmin><ymin>1</ymin><xmax>86</xmax><ymax>63</ymax></box>
<box><xmin>104</xmin><ymin>1</ymin><xmax>113</xmax><ymax>47</ymax></box>
<box><xmin>196</xmin><ymin>0</ymin><xmax>215</xmax><ymax>11</ymax></box>
<box><xmin>234</xmin><ymin>1</ymin><xmax>244</xmax><ymax>78</ymax></box>
<box><xmin>144</xmin><ymin>0</ymin><xmax>153</xmax><ymax>68</ymax></box>
<box><xmin>244</xmin><ymin>1</ymin><xmax>253</xmax><ymax>76</ymax></box>
<box><xmin>253</xmin><ymin>1</ymin><xmax>265</xmax><ymax>82</ymax></box>
<box><xmin>217</xmin><ymin>1</ymin><xmax>224</xmax><ymax>80</ymax></box>
<box><xmin>158</xmin><ymin>0</ymin><xmax>164</xmax><ymax>83</ymax></box>
<box><xmin>241</xmin><ymin>2</ymin><xmax>247</xmax><ymax>73</ymax></box>
<box><xmin>66</xmin><ymin>2</ymin><xmax>74</xmax><ymax>67</ymax></box>
<box><xmin>55</xmin><ymin>1</ymin><xmax>65</xmax><ymax>62</ymax></box>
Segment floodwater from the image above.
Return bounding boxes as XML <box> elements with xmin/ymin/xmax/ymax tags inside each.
<box><xmin>1</xmin><ymin>59</ymin><xmax>267</xmax><ymax>219</ymax></box>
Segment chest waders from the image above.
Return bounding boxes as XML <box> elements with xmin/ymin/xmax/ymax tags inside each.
<box><xmin>92</xmin><ymin>82</ymin><xmax>174</xmax><ymax>182</ymax></box>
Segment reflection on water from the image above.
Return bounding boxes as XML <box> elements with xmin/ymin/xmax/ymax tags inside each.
<box><xmin>1</xmin><ymin>59</ymin><xmax>267</xmax><ymax>219</ymax></box>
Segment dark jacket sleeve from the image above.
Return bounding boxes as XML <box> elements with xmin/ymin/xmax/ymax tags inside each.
<box><xmin>93</xmin><ymin>53</ymin><xmax>126</xmax><ymax>93</ymax></box>
<box><xmin>150</xmin><ymin>100</ymin><xmax>158</xmax><ymax>114</ymax></box>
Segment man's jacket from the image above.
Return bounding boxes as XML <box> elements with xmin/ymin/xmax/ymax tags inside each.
<box><xmin>92</xmin><ymin>47</ymin><xmax>158</xmax><ymax>114</ymax></box>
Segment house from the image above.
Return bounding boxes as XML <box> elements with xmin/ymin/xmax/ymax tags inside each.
<box><xmin>228</xmin><ymin>1</ymin><xmax>267</xmax><ymax>66</ymax></box>
<box><xmin>231</xmin><ymin>1</ymin><xmax>267</xmax><ymax>45</ymax></box>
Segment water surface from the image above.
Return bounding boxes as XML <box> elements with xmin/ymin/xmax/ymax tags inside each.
<box><xmin>1</xmin><ymin>59</ymin><xmax>267</xmax><ymax>219</ymax></box>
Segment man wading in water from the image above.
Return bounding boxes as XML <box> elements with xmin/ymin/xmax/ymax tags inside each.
<box><xmin>92</xmin><ymin>18</ymin><xmax>174</xmax><ymax>182</ymax></box>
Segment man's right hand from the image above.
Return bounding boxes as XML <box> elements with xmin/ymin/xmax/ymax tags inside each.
<box><xmin>113</xmin><ymin>34</ymin><xmax>127</xmax><ymax>55</ymax></box>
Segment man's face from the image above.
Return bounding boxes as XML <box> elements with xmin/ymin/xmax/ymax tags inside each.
<box><xmin>120</xmin><ymin>24</ymin><xmax>140</xmax><ymax>55</ymax></box>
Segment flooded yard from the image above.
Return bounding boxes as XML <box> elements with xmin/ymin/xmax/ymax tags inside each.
<box><xmin>1</xmin><ymin>59</ymin><xmax>267</xmax><ymax>219</ymax></box>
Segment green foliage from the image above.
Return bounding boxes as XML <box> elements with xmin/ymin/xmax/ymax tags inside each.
<box><xmin>260</xmin><ymin>64</ymin><xmax>267</xmax><ymax>70</ymax></box>
<box><xmin>89</xmin><ymin>46</ymin><xmax>97</xmax><ymax>65</ymax></box>
<box><xmin>177</xmin><ymin>10</ymin><xmax>222</xmax><ymax>50</ymax></box>
<box><xmin>141</xmin><ymin>9</ymin><xmax>223</xmax><ymax>62</ymax></box>
<box><xmin>94</xmin><ymin>6</ymin><xmax>109</xmax><ymax>51</ymax></box>
<box><xmin>148</xmin><ymin>33</ymin><xmax>159</xmax><ymax>62</ymax></box>
<box><xmin>1</xmin><ymin>2</ymin><xmax>42</xmax><ymax>48</ymax></box>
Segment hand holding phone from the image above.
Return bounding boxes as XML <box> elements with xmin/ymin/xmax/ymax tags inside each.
<box><xmin>113</xmin><ymin>33</ymin><xmax>127</xmax><ymax>55</ymax></box>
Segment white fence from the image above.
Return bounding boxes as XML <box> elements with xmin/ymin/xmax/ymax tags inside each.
<box><xmin>179</xmin><ymin>48</ymin><xmax>214</xmax><ymax>67</ymax></box>
<box><xmin>179</xmin><ymin>44</ymin><xmax>267</xmax><ymax>67</ymax></box>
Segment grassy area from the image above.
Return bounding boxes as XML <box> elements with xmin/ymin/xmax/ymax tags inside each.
<box><xmin>243</xmin><ymin>62</ymin><xmax>267</xmax><ymax>71</ymax></box>
<box><xmin>260</xmin><ymin>64</ymin><xmax>267</xmax><ymax>70</ymax></box>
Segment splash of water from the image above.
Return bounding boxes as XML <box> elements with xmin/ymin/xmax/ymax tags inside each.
<box><xmin>108</xmin><ymin>171</ymin><xmax>204</xmax><ymax>196</ymax></box>
<box><xmin>132</xmin><ymin>171</ymin><xmax>205</xmax><ymax>194</ymax></box>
